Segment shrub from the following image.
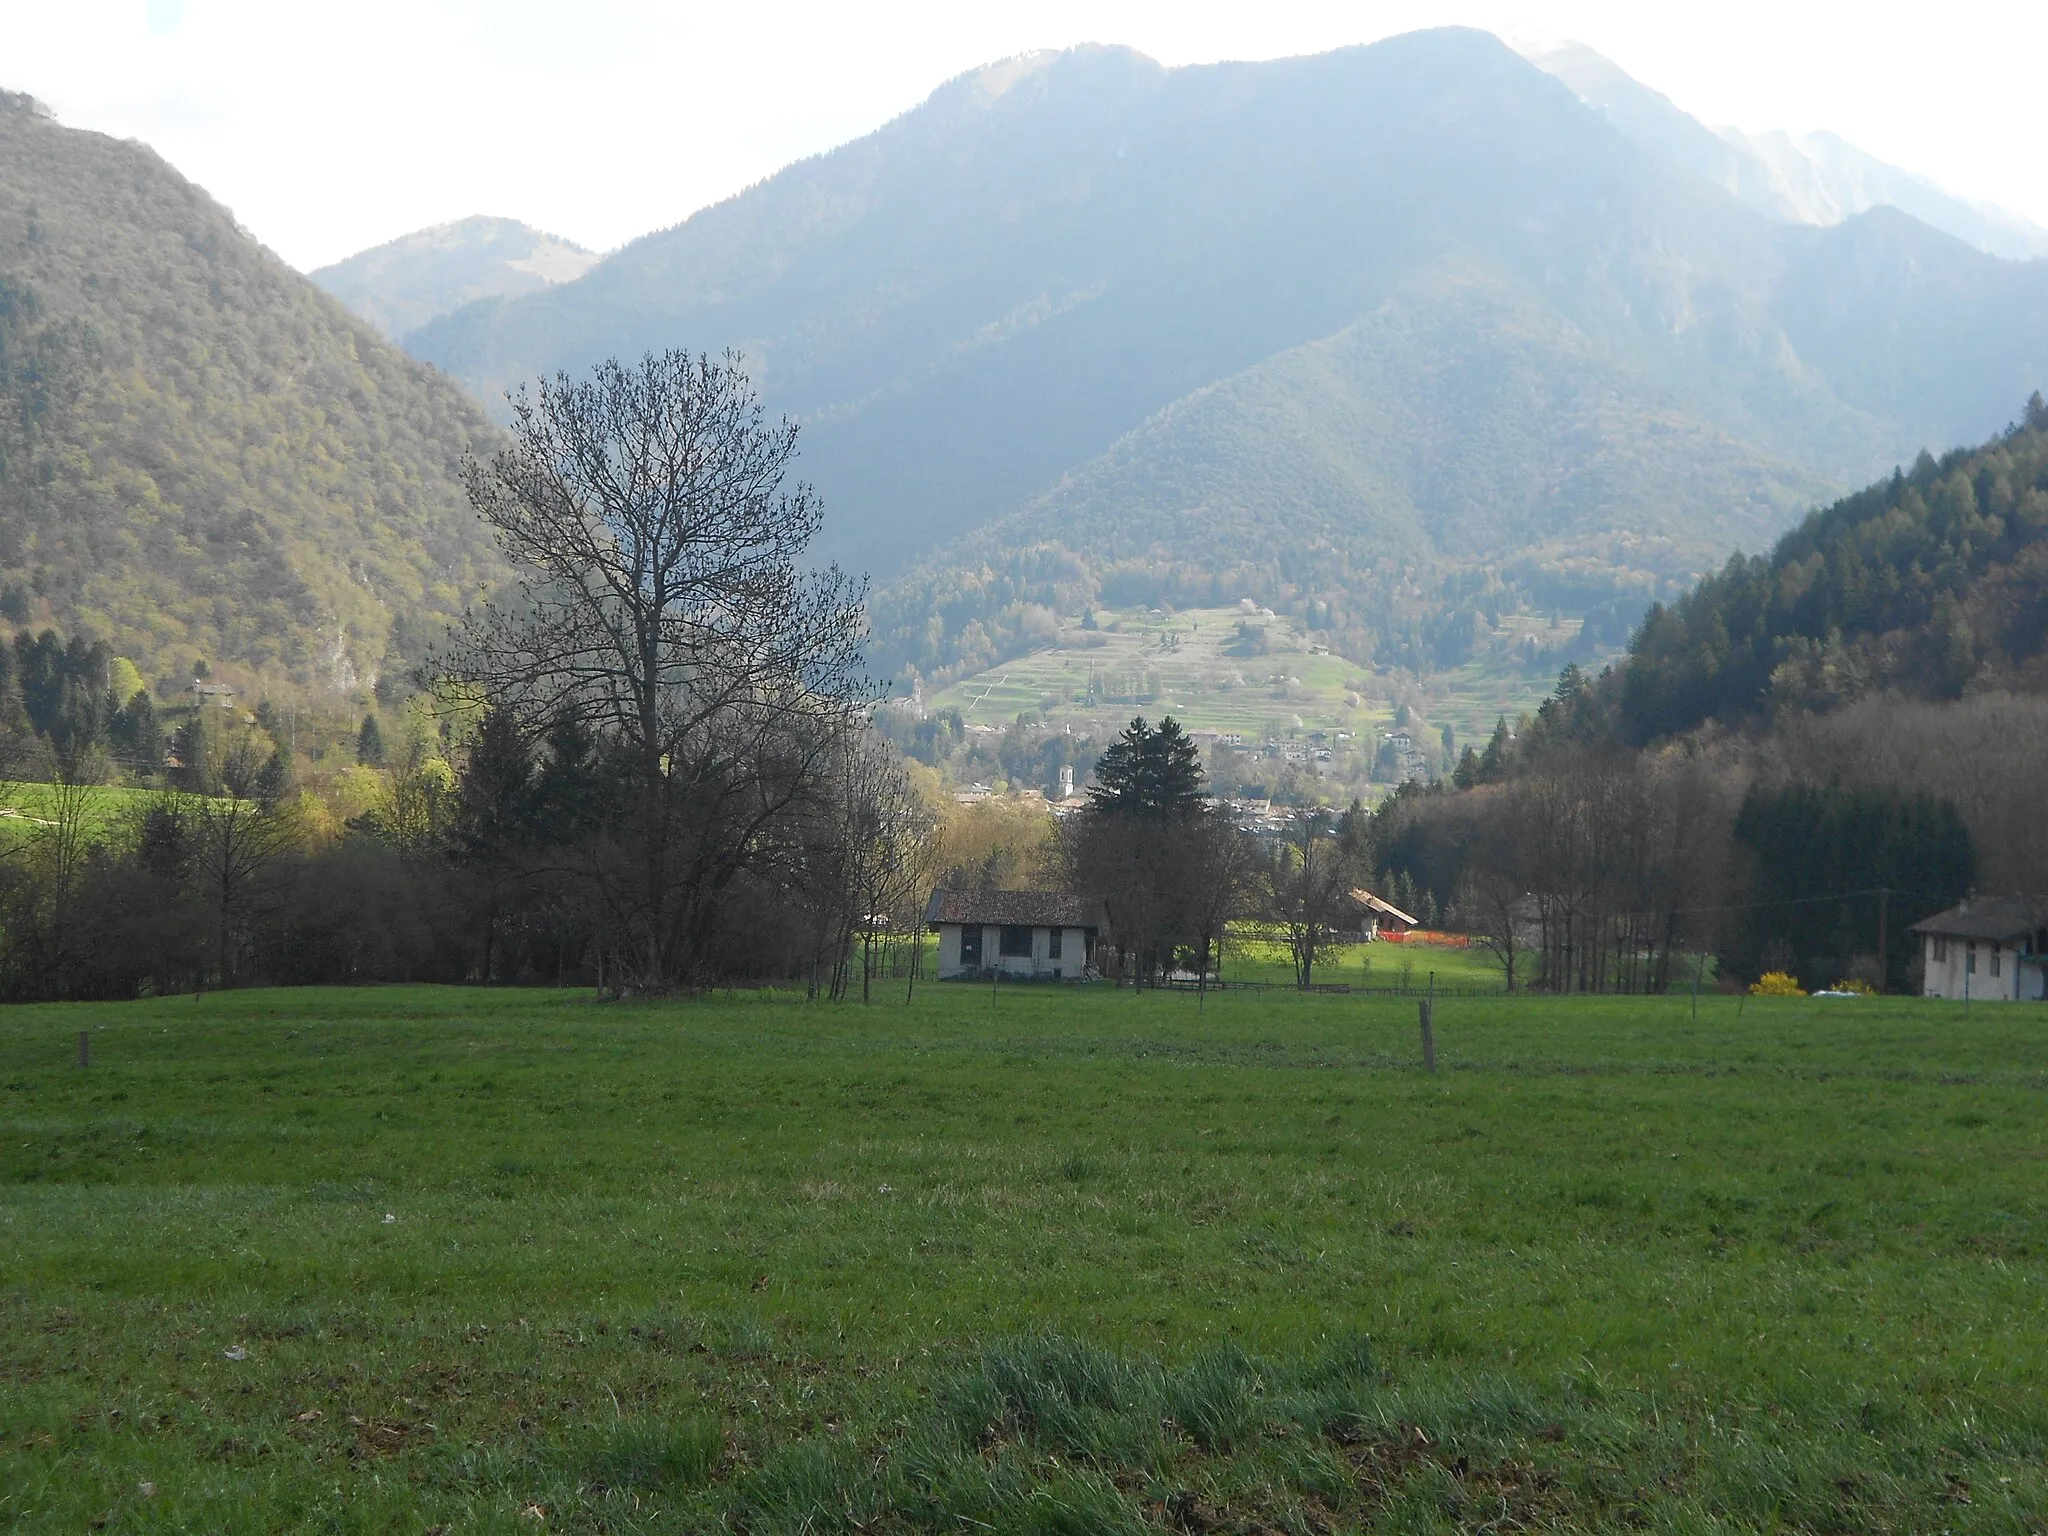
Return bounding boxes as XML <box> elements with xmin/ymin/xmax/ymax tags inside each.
<box><xmin>1749</xmin><ymin>971</ymin><xmax>1804</xmax><ymax>997</ymax></box>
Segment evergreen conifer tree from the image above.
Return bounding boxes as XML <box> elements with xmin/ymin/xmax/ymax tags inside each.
<box><xmin>253</xmin><ymin>747</ymin><xmax>293</xmax><ymax>811</ymax></box>
<box><xmin>111</xmin><ymin>690</ymin><xmax>164</xmax><ymax>774</ymax></box>
<box><xmin>1086</xmin><ymin>715</ymin><xmax>1205</xmax><ymax>819</ymax></box>
<box><xmin>454</xmin><ymin>706</ymin><xmax>535</xmax><ymax>861</ymax></box>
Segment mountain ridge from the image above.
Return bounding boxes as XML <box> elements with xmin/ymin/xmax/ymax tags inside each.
<box><xmin>400</xmin><ymin>31</ymin><xmax>2048</xmax><ymax>695</ymax></box>
<box><xmin>1519</xmin><ymin>40</ymin><xmax>2048</xmax><ymax>260</ymax></box>
<box><xmin>12</xmin><ymin>31</ymin><xmax>2044</xmax><ymax>710</ymax></box>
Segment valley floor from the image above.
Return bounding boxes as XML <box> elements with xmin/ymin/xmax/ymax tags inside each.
<box><xmin>2</xmin><ymin>984</ymin><xmax>2044</xmax><ymax>1532</ymax></box>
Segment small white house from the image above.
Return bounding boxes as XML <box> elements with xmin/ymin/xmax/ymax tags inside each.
<box><xmin>1910</xmin><ymin>897</ymin><xmax>2048</xmax><ymax>1002</ymax></box>
<box><xmin>924</xmin><ymin>890</ymin><xmax>1105</xmax><ymax>981</ymax></box>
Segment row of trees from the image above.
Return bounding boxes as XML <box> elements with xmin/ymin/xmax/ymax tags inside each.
<box><xmin>0</xmin><ymin>353</ymin><xmax>944</xmax><ymax>1001</ymax></box>
<box><xmin>1041</xmin><ymin>712</ymin><xmax>1732</xmax><ymax>996</ymax></box>
<box><xmin>0</xmin><ymin>628</ymin><xmax>164</xmax><ymax>778</ymax></box>
<box><xmin>1371</xmin><ymin>667</ymin><xmax>1983</xmax><ymax>994</ymax></box>
<box><xmin>0</xmin><ymin>717</ymin><xmax>304</xmax><ymax>998</ymax></box>
<box><xmin>5</xmin><ymin>352</ymin><xmax>2010</xmax><ymax>1002</ymax></box>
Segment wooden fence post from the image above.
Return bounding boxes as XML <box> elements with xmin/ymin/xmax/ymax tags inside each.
<box><xmin>1419</xmin><ymin>970</ymin><xmax>1436</xmax><ymax>1074</ymax></box>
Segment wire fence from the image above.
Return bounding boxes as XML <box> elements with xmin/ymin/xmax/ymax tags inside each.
<box><xmin>1146</xmin><ymin>977</ymin><xmax>1501</xmax><ymax>997</ymax></box>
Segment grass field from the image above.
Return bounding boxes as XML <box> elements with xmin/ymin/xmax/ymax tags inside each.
<box><xmin>4</xmin><ymin>983</ymin><xmax>2046</xmax><ymax>1532</ymax></box>
<box><xmin>0</xmin><ymin>780</ymin><xmax>158</xmax><ymax>848</ymax></box>
<box><xmin>1223</xmin><ymin>937</ymin><xmax>1506</xmax><ymax>991</ymax></box>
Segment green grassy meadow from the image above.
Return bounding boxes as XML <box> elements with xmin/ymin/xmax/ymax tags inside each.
<box><xmin>0</xmin><ymin>780</ymin><xmax>158</xmax><ymax>847</ymax></box>
<box><xmin>1223</xmin><ymin>937</ymin><xmax>1506</xmax><ymax>991</ymax></box>
<box><xmin>4</xmin><ymin>983</ymin><xmax>2046</xmax><ymax>1532</ymax></box>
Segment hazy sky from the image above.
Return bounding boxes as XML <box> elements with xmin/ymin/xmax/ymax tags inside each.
<box><xmin>7</xmin><ymin>0</ymin><xmax>2046</xmax><ymax>271</ymax></box>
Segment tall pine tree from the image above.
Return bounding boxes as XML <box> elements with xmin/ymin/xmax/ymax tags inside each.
<box><xmin>1086</xmin><ymin>716</ymin><xmax>1205</xmax><ymax>819</ymax></box>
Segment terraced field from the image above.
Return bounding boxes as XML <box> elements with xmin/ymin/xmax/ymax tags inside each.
<box><xmin>927</xmin><ymin>606</ymin><xmax>1606</xmax><ymax>746</ymax></box>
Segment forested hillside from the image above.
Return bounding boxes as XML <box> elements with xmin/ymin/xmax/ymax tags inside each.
<box><xmin>1358</xmin><ymin>397</ymin><xmax>2048</xmax><ymax>991</ymax></box>
<box><xmin>409</xmin><ymin>30</ymin><xmax>2048</xmax><ymax>694</ymax></box>
<box><xmin>1617</xmin><ymin>394</ymin><xmax>2048</xmax><ymax>742</ymax></box>
<box><xmin>0</xmin><ymin>92</ymin><xmax>505</xmax><ymax>693</ymax></box>
<box><xmin>870</xmin><ymin>275</ymin><xmax>1829</xmax><ymax>684</ymax></box>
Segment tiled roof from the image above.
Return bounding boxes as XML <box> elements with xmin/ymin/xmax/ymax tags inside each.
<box><xmin>924</xmin><ymin>889</ymin><xmax>1106</xmax><ymax>929</ymax></box>
<box><xmin>1909</xmin><ymin>895</ymin><xmax>2048</xmax><ymax>942</ymax></box>
<box><xmin>1351</xmin><ymin>888</ymin><xmax>1419</xmax><ymax>926</ymax></box>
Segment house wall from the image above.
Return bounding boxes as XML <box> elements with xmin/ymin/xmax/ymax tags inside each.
<box><xmin>935</xmin><ymin>924</ymin><xmax>1087</xmax><ymax>980</ymax></box>
<box><xmin>1921</xmin><ymin>933</ymin><xmax>2031</xmax><ymax>1001</ymax></box>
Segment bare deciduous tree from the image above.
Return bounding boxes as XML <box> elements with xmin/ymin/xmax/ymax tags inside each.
<box><xmin>832</xmin><ymin>731</ymin><xmax>943</xmax><ymax>1002</ymax></box>
<box><xmin>1260</xmin><ymin>809</ymin><xmax>1360</xmax><ymax>988</ymax></box>
<box><xmin>439</xmin><ymin>350</ymin><xmax>874</xmax><ymax>989</ymax></box>
<box><xmin>1180</xmin><ymin>811</ymin><xmax>1260</xmax><ymax>1000</ymax></box>
<box><xmin>188</xmin><ymin>735</ymin><xmax>304</xmax><ymax>985</ymax></box>
<box><xmin>1457</xmin><ymin>811</ymin><xmax>1530</xmax><ymax>995</ymax></box>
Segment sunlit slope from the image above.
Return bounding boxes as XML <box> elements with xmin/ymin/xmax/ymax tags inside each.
<box><xmin>0</xmin><ymin>92</ymin><xmax>505</xmax><ymax>687</ymax></box>
<box><xmin>964</xmin><ymin>274</ymin><xmax>1830</xmax><ymax>584</ymax></box>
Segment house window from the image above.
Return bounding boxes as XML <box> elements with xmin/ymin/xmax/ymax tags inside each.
<box><xmin>1967</xmin><ymin>942</ymin><xmax>1976</xmax><ymax>974</ymax></box>
<box><xmin>999</xmin><ymin>925</ymin><xmax>1033</xmax><ymax>958</ymax></box>
<box><xmin>958</xmin><ymin>926</ymin><xmax>981</xmax><ymax>967</ymax></box>
<box><xmin>1933</xmin><ymin>936</ymin><xmax>1948</xmax><ymax>964</ymax></box>
<box><xmin>1048</xmin><ymin>928</ymin><xmax>1063</xmax><ymax>960</ymax></box>
<box><xmin>1991</xmin><ymin>945</ymin><xmax>2001</xmax><ymax>979</ymax></box>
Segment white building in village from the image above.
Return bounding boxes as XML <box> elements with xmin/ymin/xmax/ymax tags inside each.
<box><xmin>924</xmin><ymin>890</ymin><xmax>1106</xmax><ymax>981</ymax></box>
<box><xmin>1910</xmin><ymin>897</ymin><xmax>2048</xmax><ymax>1002</ymax></box>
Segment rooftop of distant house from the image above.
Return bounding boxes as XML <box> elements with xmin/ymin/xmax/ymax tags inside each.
<box><xmin>924</xmin><ymin>890</ymin><xmax>1107</xmax><ymax>930</ymax></box>
<box><xmin>1909</xmin><ymin>895</ymin><xmax>2048</xmax><ymax>942</ymax></box>
<box><xmin>1352</xmin><ymin>888</ymin><xmax>1419</xmax><ymax>926</ymax></box>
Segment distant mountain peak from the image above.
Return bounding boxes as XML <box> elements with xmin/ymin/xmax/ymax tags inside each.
<box><xmin>965</xmin><ymin>49</ymin><xmax>1073</xmax><ymax>100</ymax></box>
<box><xmin>922</xmin><ymin>42</ymin><xmax>1165</xmax><ymax>121</ymax></box>
<box><xmin>1714</xmin><ymin>124</ymin><xmax>2048</xmax><ymax>260</ymax></box>
<box><xmin>1518</xmin><ymin>39</ymin><xmax>2048</xmax><ymax>260</ymax></box>
<box><xmin>311</xmin><ymin>216</ymin><xmax>600</xmax><ymax>341</ymax></box>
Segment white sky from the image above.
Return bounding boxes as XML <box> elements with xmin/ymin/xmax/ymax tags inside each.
<box><xmin>5</xmin><ymin>0</ymin><xmax>2045</xmax><ymax>271</ymax></box>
